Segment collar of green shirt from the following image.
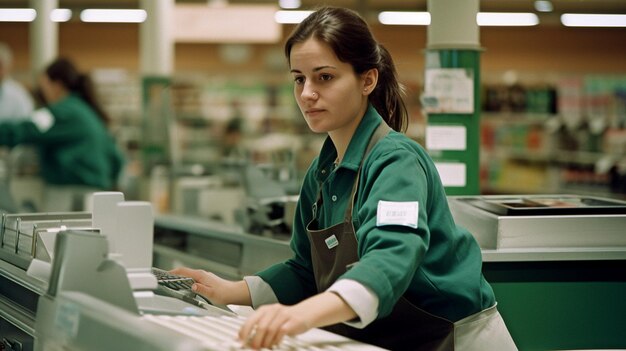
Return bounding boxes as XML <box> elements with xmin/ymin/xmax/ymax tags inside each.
<box><xmin>314</xmin><ymin>103</ymin><xmax>384</xmax><ymax>181</ymax></box>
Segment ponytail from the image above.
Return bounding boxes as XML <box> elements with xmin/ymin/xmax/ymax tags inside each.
<box><xmin>370</xmin><ymin>45</ymin><xmax>408</xmax><ymax>132</ymax></box>
<box><xmin>75</xmin><ymin>73</ymin><xmax>110</xmax><ymax>126</ymax></box>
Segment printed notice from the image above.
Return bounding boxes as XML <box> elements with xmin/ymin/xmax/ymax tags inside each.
<box><xmin>434</xmin><ymin>162</ymin><xmax>467</xmax><ymax>187</ymax></box>
<box><xmin>426</xmin><ymin>125</ymin><xmax>467</xmax><ymax>151</ymax></box>
<box><xmin>422</xmin><ymin>68</ymin><xmax>474</xmax><ymax>114</ymax></box>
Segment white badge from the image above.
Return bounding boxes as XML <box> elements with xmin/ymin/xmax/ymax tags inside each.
<box><xmin>376</xmin><ymin>200</ymin><xmax>419</xmax><ymax>229</ymax></box>
<box><xmin>325</xmin><ymin>234</ymin><xmax>339</xmax><ymax>249</ymax></box>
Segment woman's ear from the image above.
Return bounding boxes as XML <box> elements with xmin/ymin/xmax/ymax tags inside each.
<box><xmin>362</xmin><ymin>68</ymin><xmax>378</xmax><ymax>96</ymax></box>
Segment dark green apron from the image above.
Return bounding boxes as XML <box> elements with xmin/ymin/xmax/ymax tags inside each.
<box><xmin>305</xmin><ymin>123</ymin><xmax>455</xmax><ymax>351</ymax></box>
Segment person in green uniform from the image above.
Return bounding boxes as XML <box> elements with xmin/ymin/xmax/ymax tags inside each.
<box><xmin>0</xmin><ymin>57</ymin><xmax>124</xmax><ymax>211</ymax></box>
<box><xmin>173</xmin><ymin>7</ymin><xmax>516</xmax><ymax>350</ymax></box>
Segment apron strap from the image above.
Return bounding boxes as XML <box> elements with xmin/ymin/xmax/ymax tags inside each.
<box><xmin>344</xmin><ymin>122</ymin><xmax>392</xmax><ymax>221</ymax></box>
<box><xmin>311</xmin><ymin>121</ymin><xmax>392</xmax><ymax>222</ymax></box>
<box><xmin>312</xmin><ymin>195</ymin><xmax>321</xmax><ymax>219</ymax></box>
<box><xmin>365</xmin><ymin>122</ymin><xmax>392</xmax><ymax>163</ymax></box>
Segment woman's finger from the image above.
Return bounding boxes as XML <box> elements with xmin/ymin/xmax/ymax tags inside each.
<box><xmin>190</xmin><ymin>282</ymin><xmax>213</xmax><ymax>299</ymax></box>
<box><xmin>240</xmin><ymin>305</ymin><xmax>283</xmax><ymax>349</ymax></box>
<box><xmin>249</xmin><ymin>307</ymin><xmax>278</xmax><ymax>349</ymax></box>
<box><xmin>264</xmin><ymin>310</ymin><xmax>291</xmax><ymax>348</ymax></box>
<box><xmin>239</xmin><ymin>308</ymin><xmax>262</xmax><ymax>342</ymax></box>
<box><xmin>169</xmin><ymin>267</ymin><xmax>202</xmax><ymax>280</ymax></box>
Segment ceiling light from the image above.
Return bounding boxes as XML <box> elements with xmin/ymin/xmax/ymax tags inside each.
<box><xmin>561</xmin><ymin>13</ymin><xmax>626</xmax><ymax>27</ymax></box>
<box><xmin>378</xmin><ymin>11</ymin><xmax>430</xmax><ymax>25</ymax></box>
<box><xmin>80</xmin><ymin>9</ymin><xmax>147</xmax><ymax>23</ymax></box>
<box><xmin>51</xmin><ymin>8</ymin><xmax>72</xmax><ymax>22</ymax></box>
<box><xmin>477</xmin><ymin>12</ymin><xmax>539</xmax><ymax>26</ymax></box>
<box><xmin>0</xmin><ymin>8</ymin><xmax>36</xmax><ymax>22</ymax></box>
<box><xmin>279</xmin><ymin>0</ymin><xmax>301</xmax><ymax>10</ymax></box>
<box><xmin>274</xmin><ymin>10</ymin><xmax>312</xmax><ymax>24</ymax></box>
<box><xmin>534</xmin><ymin>1</ymin><xmax>553</xmax><ymax>13</ymax></box>
<box><xmin>378</xmin><ymin>11</ymin><xmax>539</xmax><ymax>27</ymax></box>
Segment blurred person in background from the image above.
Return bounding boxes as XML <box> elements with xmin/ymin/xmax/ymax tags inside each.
<box><xmin>0</xmin><ymin>57</ymin><xmax>124</xmax><ymax>211</ymax></box>
<box><xmin>0</xmin><ymin>42</ymin><xmax>36</xmax><ymax>212</ymax></box>
<box><xmin>0</xmin><ymin>42</ymin><xmax>34</xmax><ymax>119</ymax></box>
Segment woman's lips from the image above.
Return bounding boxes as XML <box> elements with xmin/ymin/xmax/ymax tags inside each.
<box><xmin>305</xmin><ymin>108</ymin><xmax>325</xmax><ymax>117</ymax></box>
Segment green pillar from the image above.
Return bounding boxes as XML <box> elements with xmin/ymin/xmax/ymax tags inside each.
<box><xmin>424</xmin><ymin>0</ymin><xmax>481</xmax><ymax>195</ymax></box>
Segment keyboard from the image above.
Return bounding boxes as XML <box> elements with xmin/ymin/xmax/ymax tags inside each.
<box><xmin>142</xmin><ymin>314</ymin><xmax>383</xmax><ymax>350</ymax></box>
<box><xmin>151</xmin><ymin>267</ymin><xmax>194</xmax><ymax>291</ymax></box>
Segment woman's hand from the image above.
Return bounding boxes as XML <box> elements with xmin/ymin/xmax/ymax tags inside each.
<box><xmin>238</xmin><ymin>291</ymin><xmax>357</xmax><ymax>349</ymax></box>
<box><xmin>239</xmin><ymin>303</ymin><xmax>310</xmax><ymax>349</ymax></box>
<box><xmin>169</xmin><ymin>267</ymin><xmax>251</xmax><ymax>306</ymax></box>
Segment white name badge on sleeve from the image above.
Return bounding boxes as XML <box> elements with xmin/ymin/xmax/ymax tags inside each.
<box><xmin>376</xmin><ymin>200</ymin><xmax>419</xmax><ymax>229</ymax></box>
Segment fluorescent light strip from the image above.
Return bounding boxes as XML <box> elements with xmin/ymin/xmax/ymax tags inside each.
<box><xmin>378</xmin><ymin>11</ymin><xmax>538</xmax><ymax>26</ymax></box>
<box><xmin>0</xmin><ymin>8</ymin><xmax>70</xmax><ymax>22</ymax></box>
<box><xmin>274</xmin><ymin>10</ymin><xmax>312</xmax><ymax>24</ymax></box>
<box><xmin>379</xmin><ymin>11</ymin><xmax>430</xmax><ymax>25</ymax></box>
<box><xmin>477</xmin><ymin>12</ymin><xmax>539</xmax><ymax>26</ymax></box>
<box><xmin>80</xmin><ymin>9</ymin><xmax>147</xmax><ymax>23</ymax></box>
<box><xmin>561</xmin><ymin>13</ymin><xmax>626</xmax><ymax>27</ymax></box>
<box><xmin>0</xmin><ymin>8</ymin><xmax>36</xmax><ymax>22</ymax></box>
<box><xmin>51</xmin><ymin>8</ymin><xmax>72</xmax><ymax>22</ymax></box>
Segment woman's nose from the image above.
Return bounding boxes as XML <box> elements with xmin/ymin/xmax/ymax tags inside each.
<box><xmin>301</xmin><ymin>85</ymin><xmax>318</xmax><ymax>100</ymax></box>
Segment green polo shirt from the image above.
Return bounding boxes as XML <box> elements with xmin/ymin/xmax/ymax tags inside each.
<box><xmin>257</xmin><ymin>104</ymin><xmax>495</xmax><ymax>322</ymax></box>
<box><xmin>0</xmin><ymin>93</ymin><xmax>124</xmax><ymax>190</ymax></box>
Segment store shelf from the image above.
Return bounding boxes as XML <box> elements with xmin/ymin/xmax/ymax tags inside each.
<box><xmin>487</xmin><ymin>147</ymin><xmax>620</xmax><ymax>166</ymax></box>
<box><xmin>479</xmin><ymin>74</ymin><xmax>626</xmax><ymax>199</ymax></box>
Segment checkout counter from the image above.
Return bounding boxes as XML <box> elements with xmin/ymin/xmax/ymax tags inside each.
<box><xmin>1</xmin><ymin>187</ymin><xmax>624</xmax><ymax>350</ymax></box>
<box><xmin>449</xmin><ymin>195</ymin><xmax>626</xmax><ymax>350</ymax></box>
<box><xmin>0</xmin><ymin>192</ymin><xmax>383</xmax><ymax>351</ymax></box>
<box><xmin>153</xmin><ymin>194</ymin><xmax>626</xmax><ymax>351</ymax></box>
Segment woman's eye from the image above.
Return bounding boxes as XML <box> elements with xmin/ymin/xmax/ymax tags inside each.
<box><xmin>294</xmin><ymin>76</ymin><xmax>305</xmax><ymax>84</ymax></box>
<box><xmin>320</xmin><ymin>74</ymin><xmax>333</xmax><ymax>81</ymax></box>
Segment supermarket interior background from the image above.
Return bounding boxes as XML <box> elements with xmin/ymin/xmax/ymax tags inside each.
<box><xmin>1</xmin><ymin>0</ymin><xmax>625</xmax><ymax>211</ymax></box>
<box><xmin>0</xmin><ymin>1</ymin><xmax>625</xmax><ymax>350</ymax></box>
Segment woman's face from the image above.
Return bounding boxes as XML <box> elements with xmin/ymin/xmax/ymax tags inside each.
<box><xmin>289</xmin><ymin>38</ymin><xmax>371</xmax><ymax>137</ymax></box>
<box><xmin>38</xmin><ymin>73</ymin><xmax>65</xmax><ymax>104</ymax></box>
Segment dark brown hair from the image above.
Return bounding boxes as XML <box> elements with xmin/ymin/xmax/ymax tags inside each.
<box><xmin>284</xmin><ymin>6</ymin><xmax>408</xmax><ymax>132</ymax></box>
<box><xmin>45</xmin><ymin>57</ymin><xmax>110</xmax><ymax>125</ymax></box>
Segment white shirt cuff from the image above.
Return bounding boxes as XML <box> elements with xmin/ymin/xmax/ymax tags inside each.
<box><xmin>243</xmin><ymin>275</ymin><xmax>279</xmax><ymax>309</ymax></box>
<box><xmin>327</xmin><ymin>279</ymin><xmax>379</xmax><ymax>329</ymax></box>
<box><xmin>31</xmin><ymin>108</ymin><xmax>54</xmax><ymax>133</ymax></box>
